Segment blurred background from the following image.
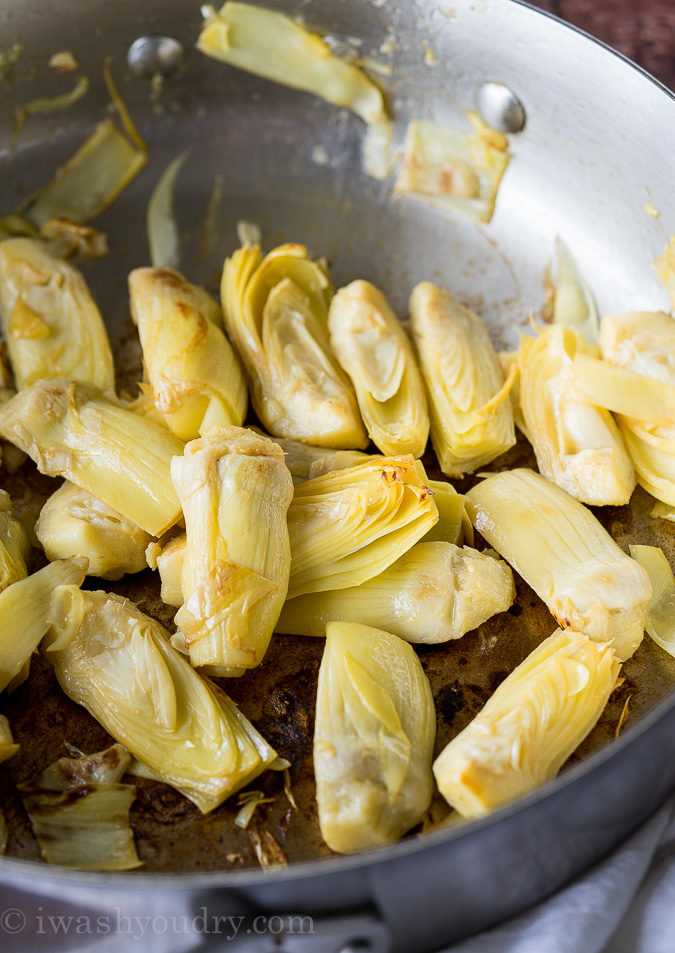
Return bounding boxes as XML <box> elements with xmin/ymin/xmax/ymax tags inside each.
<box><xmin>532</xmin><ymin>0</ymin><xmax>675</xmax><ymax>89</ymax></box>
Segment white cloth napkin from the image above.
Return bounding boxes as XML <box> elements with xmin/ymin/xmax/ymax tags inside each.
<box><xmin>444</xmin><ymin>798</ymin><xmax>675</xmax><ymax>953</ymax></box>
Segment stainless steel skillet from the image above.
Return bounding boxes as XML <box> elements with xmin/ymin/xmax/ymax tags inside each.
<box><xmin>1</xmin><ymin>0</ymin><xmax>675</xmax><ymax>950</ymax></box>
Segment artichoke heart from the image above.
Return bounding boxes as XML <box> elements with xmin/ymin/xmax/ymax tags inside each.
<box><xmin>18</xmin><ymin>743</ymin><xmax>141</xmax><ymax>870</ymax></box>
<box><xmin>36</xmin><ymin>481</ymin><xmax>151</xmax><ymax>581</ymax></box>
<box><xmin>0</xmin><ymin>489</ymin><xmax>30</xmax><ymax>592</ymax></box>
<box><xmin>573</xmin><ymin>311</ymin><xmax>675</xmax><ymax>507</ymax></box>
<box><xmin>0</xmin><ymin>557</ymin><xmax>87</xmax><ymax>692</ymax></box>
<box><xmin>172</xmin><ymin>426</ymin><xmax>293</xmax><ymax>675</ymax></box>
<box><xmin>0</xmin><ymin>238</ymin><xmax>115</xmax><ymax>392</ymax></box>
<box><xmin>129</xmin><ymin>267</ymin><xmax>247</xmax><ymax>440</ymax></box>
<box><xmin>328</xmin><ymin>280</ymin><xmax>429</xmax><ymax>458</ymax></box>
<box><xmin>517</xmin><ymin>325</ymin><xmax>635</xmax><ymax>505</ymax></box>
<box><xmin>0</xmin><ymin>379</ymin><xmax>184</xmax><ymax>536</ymax></box>
<box><xmin>314</xmin><ymin>621</ymin><xmax>435</xmax><ymax>853</ymax></box>
<box><xmin>151</xmin><ymin>533</ymin><xmax>186</xmax><ymax>609</ymax></box>
<box><xmin>394</xmin><ymin>113</ymin><xmax>510</xmax><ymax>223</ymax></box>
<box><xmin>198</xmin><ymin>3</ymin><xmax>387</xmax><ymax>125</ymax></box>
<box><xmin>409</xmin><ymin>282</ymin><xmax>515</xmax><ymax>476</ymax></box>
<box><xmin>221</xmin><ymin>242</ymin><xmax>366</xmax><ymax>448</ymax></box>
<box><xmin>45</xmin><ymin>588</ymin><xmax>277</xmax><ymax>812</ymax></box>
<box><xmin>629</xmin><ymin>545</ymin><xmax>675</xmax><ymax>658</ymax></box>
<box><xmin>465</xmin><ymin>468</ymin><xmax>651</xmax><ymax>661</ymax></box>
<box><xmin>433</xmin><ymin>628</ymin><xmax>620</xmax><ymax>817</ymax></box>
<box><xmin>278</xmin><ymin>541</ymin><xmax>514</xmax><ymax>644</ymax></box>
<box><xmin>288</xmin><ymin>455</ymin><xmax>438</xmax><ymax>598</ymax></box>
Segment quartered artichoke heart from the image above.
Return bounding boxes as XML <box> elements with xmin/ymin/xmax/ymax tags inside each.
<box><xmin>221</xmin><ymin>242</ymin><xmax>367</xmax><ymax>448</ymax></box>
<box><xmin>171</xmin><ymin>426</ymin><xmax>293</xmax><ymax>675</ymax></box>
<box><xmin>277</xmin><ymin>541</ymin><xmax>514</xmax><ymax>644</ymax></box>
<box><xmin>517</xmin><ymin>324</ymin><xmax>635</xmax><ymax>505</ymax></box>
<box><xmin>0</xmin><ymin>489</ymin><xmax>30</xmax><ymax>592</ymax></box>
<box><xmin>36</xmin><ymin>481</ymin><xmax>151</xmax><ymax>581</ymax></box>
<box><xmin>465</xmin><ymin>469</ymin><xmax>651</xmax><ymax>661</ymax></box>
<box><xmin>44</xmin><ymin>588</ymin><xmax>277</xmax><ymax>813</ymax></box>
<box><xmin>129</xmin><ymin>267</ymin><xmax>247</xmax><ymax>440</ymax></box>
<box><xmin>0</xmin><ymin>238</ymin><xmax>115</xmax><ymax>392</ymax></box>
<box><xmin>288</xmin><ymin>455</ymin><xmax>438</xmax><ymax>599</ymax></box>
<box><xmin>0</xmin><ymin>557</ymin><xmax>87</xmax><ymax>693</ymax></box>
<box><xmin>198</xmin><ymin>2</ymin><xmax>388</xmax><ymax>125</ymax></box>
<box><xmin>409</xmin><ymin>282</ymin><xmax>515</xmax><ymax>476</ymax></box>
<box><xmin>0</xmin><ymin>379</ymin><xmax>184</xmax><ymax>536</ymax></box>
<box><xmin>433</xmin><ymin>628</ymin><xmax>620</xmax><ymax>817</ymax></box>
<box><xmin>328</xmin><ymin>280</ymin><xmax>430</xmax><ymax>458</ymax></box>
<box><xmin>18</xmin><ymin>743</ymin><xmax>141</xmax><ymax>870</ymax></box>
<box><xmin>572</xmin><ymin>311</ymin><xmax>675</xmax><ymax>507</ymax></box>
<box><xmin>314</xmin><ymin>621</ymin><xmax>435</xmax><ymax>853</ymax></box>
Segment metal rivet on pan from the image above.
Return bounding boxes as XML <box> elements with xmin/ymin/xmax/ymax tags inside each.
<box><xmin>475</xmin><ymin>82</ymin><xmax>526</xmax><ymax>133</ymax></box>
<box><xmin>127</xmin><ymin>36</ymin><xmax>184</xmax><ymax>78</ymax></box>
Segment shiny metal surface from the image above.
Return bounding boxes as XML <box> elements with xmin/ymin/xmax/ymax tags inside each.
<box><xmin>1</xmin><ymin>0</ymin><xmax>675</xmax><ymax>949</ymax></box>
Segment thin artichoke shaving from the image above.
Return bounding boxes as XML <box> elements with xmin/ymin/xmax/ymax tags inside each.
<box><xmin>45</xmin><ymin>588</ymin><xmax>277</xmax><ymax>812</ymax></box>
<box><xmin>465</xmin><ymin>468</ymin><xmax>651</xmax><ymax>661</ymax></box>
<box><xmin>198</xmin><ymin>3</ymin><xmax>388</xmax><ymax>125</ymax></box>
<box><xmin>36</xmin><ymin>482</ymin><xmax>151</xmax><ymax>581</ymax></box>
<box><xmin>12</xmin><ymin>76</ymin><xmax>90</xmax><ymax>145</ymax></box>
<box><xmin>172</xmin><ymin>427</ymin><xmax>293</xmax><ymax>675</ymax></box>
<box><xmin>147</xmin><ymin>152</ymin><xmax>189</xmax><ymax>270</ymax></box>
<box><xmin>550</xmin><ymin>237</ymin><xmax>599</xmax><ymax>343</ymax></box>
<box><xmin>129</xmin><ymin>266</ymin><xmax>247</xmax><ymax>440</ymax></box>
<box><xmin>0</xmin><ymin>238</ymin><xmax>115</xmax><ymax>392</ymax></box>
<box><xmin>0</xmin><ymin>379</ymin><xmax>184</xmax><ymax>536</ymax></box>
<box><xmin>278</xmin><ymin>541</ymin><xmax>514</xmax><ymax>643</ymax></box>
<box><xmin>433</xmin><ymin>628</ymin><xmax>620</xmax><ymax>817</ymax></box>
<box><xmin>572</xmin><ymin>353</ymin><xmax>675</xmax><ymax>426</ymax></box>
<box><xmin>315</xmin><ymin>621</ymin><xmax>435</xmax><ymax>853</ymax></box>
<box><xmin>222</xmin><ymin>242</ymin><xmax>366</xmax><ymax>448</ymax></box>
<box><xmin>655</xmin><ymin>236</ymin><xmax>675</xmax><ymax>310</ymax></box>
<box><xmin>517</xmin><ymin>325</ymin><xmax>635</xmax><ymax>505</ymax></box>
<box><xmin>23</xmin><ymin>119</ymin><xmax>147</xmax><ymax>228</ymax></box>
<box><xmin>394</xmin><ymin>113</ymin><xmax>510</xmax><ymax>223</ymax></box>
<box><xmin>630</xmin><ymin>545</ymin><xmax>675</xmax><ymax>658</ymax></box>
<box><xmin>0</xmin><ymin>557</ymin><xmax>87</xmax><ymax>692</ymax></box>
<box><xmin>18</xmin><ymin>743</ymin><xmax>141</xmax><ymax>870</ymax></box>
<box><xmin>288</xmin><ymin>455</ymin><xmax>438</xmax><ymax>598</ymax></box>
<box><xmin>409</xmin><ymin>281</ymin><xmax>515</xmax><ymax>476</ymax></box>
<box><xmin>328</xmin><ymin>280</ymin><xmax>430</xmax><ymax>458</ymax></box>
<box><xmin>0</xmin><ymin>489</ymin><xmax>30</xmax><ymax>592</ymax></box>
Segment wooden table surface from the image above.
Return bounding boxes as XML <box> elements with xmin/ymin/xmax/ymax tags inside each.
<box><xmin>530</xmin><ymin>0</ymin><xmax>675</xmax><ymax>90</ymax></box>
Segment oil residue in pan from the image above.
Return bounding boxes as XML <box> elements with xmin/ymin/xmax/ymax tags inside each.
<box><xmin>1</xmin><ymin>432</ymin><xmax>673</xmax><ymax>873</ymax></box>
